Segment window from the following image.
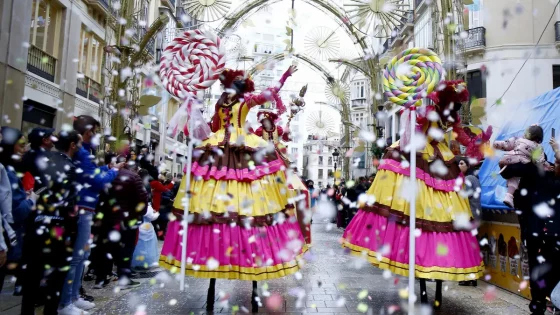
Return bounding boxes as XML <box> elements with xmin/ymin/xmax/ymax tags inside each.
<box><xmin>78</xmin><ymin>27</ymin><xmax>104</xmax><ymax>83</ymax></box>
<box><xmin>29</xmin><ymin>0</ymin><xmax>62</xmax><ymax>58</ymax></box>
<box><xmin>414</xmin><ymin>11</ymin><xmax>433</xmax><ymax>49</ymax></box>
<box><xmin>466</xmin><ymin>70</ymin><xmax>486</xmax><ymax>100</ymax></box>
<box><xmin>554</xmin><ymin>66</ymin><xmax>560</xmax><ymax>89</ymax></box>
<box><xmin>318</xmin><ymin>169</ymin><xmax>324</xmax><ymax>178</ymax></box>
<box><xmin>22</xmin><ymin>100</ymin><xmax>56</xmax><ymax>134</ymax></box>
<box><xmin>291</xmin><ymin>147</ymin><xmax>298</xmax><ymax>154</ymax></box>
<box><xmin>319</xmin><ymin>156</ymin><xmax>324</xmax><ymax>165</ymax></box>
<box><xmin>318</xmin><ymin>181</ymin><xmax>322</xmax><ymax>188</ymax></box>
<box><xmin>466</xmin><ymin>0</ymin><xmax>483</xmax><ymax>29</ymax></box>
<box><xmin>328</xmin><ymin>156</ymin><xmax>333</xmax><ymax>166</ymax></box>
<box><xmin>352</xmin><ymin>81</ymin><xmax>366</xmax><ymax>99</ymax></box>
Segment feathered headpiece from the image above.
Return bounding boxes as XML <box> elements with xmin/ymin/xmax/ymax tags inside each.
<box><xmin>257</xmin><ymin>109</ymin><xmax>279</xmax><ymax>123</ymax></box>
<box><xmin>428</xmin><ymin>80</ymin><xmax>469</xmax><ymax>120</ymax></box>
<box><xmin>219</xmin><ymin>69</ymin><xmax>255</xmax><ymax>93</ymax></box>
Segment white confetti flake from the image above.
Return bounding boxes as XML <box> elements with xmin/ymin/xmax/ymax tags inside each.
<box><xmin>109</xmin><ymin>230</ymin><xmax>121</xmax><ymax>242</ymax></box>
<box><xmin>206</xmin><ymin>258</ymin><xmax>219</xmax><ymax>270</ymax></box>
<box><xmin>429</xmin><ymin>159</ymin><xmax>448</xmax><ymax>176</ymax></box>
<box><xmin>533</xmin><ymin>202</ymin><xmax>554</xmax><ymax>218</ymax></box>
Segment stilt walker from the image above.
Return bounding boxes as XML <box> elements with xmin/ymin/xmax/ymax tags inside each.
<box><xmin>158</xmin><ymin>29</ymin><xmax>307</xmax><ymax>313</ymax></box>
<box><xmin>342</xmin><ymin>48</ymin><xmax>491</xmax><ymax>312</ymax></box>
<box><xmin>251</xmin><ymin>84</ymin><xmax>311</xmax><ymax>245</ymax></box>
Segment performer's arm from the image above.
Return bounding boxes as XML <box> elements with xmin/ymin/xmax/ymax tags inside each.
<box><xmin>454</xmin><ymin>123</ymin><xmax>492</xmax><ymax>160</ymax></box>
<box><xmin>279</xmin><ymin>126</ymin><xmax>291</xmax><ymax>142</ymax></box>
<box><xmin>244</xmin><ymin>66</ymin><xmax>297</xmax><ymax>108</ymax></box>
<box><xmin>253</xmin><ymin>126</ymin><xmax>263</xmax><ymax>137</ymax></box>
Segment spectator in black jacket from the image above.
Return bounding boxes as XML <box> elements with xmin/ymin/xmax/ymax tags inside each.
<box><xmin>20</xmin><ymin>130</ymin><xmax>81</xmax><ymax>315</ymax></box>
<box><xmin>22</xmin><ymin>128</ymin><xmax>55</xmax><ymax>191</ymax></box>
<box><xmin>94</xmin><ymin>155</ymin><xmax>148</xmax><ymax>289</ymax></box>
<box><xmin>500</xmin><ymin>151</ymin><xmax>560</xmax><ymax>315</ymax></box>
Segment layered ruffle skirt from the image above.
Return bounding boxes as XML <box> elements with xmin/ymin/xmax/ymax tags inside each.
<box><xmin>342</xmin><ymin>148</ymin><xmax>484</xmax><ymax>281</ymax></box>
<box><xmin>160</xmin><ymin>132</ymin><xmax>307</xmax><ymax>280</ymax></box>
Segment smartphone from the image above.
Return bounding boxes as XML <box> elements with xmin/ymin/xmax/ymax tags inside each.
<box><xmin>553</xmin><ymin>128</ymin><xmax>556</xmax><ymax>138</ymax></box>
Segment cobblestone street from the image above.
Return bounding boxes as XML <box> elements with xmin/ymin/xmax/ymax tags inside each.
<box><xmin>1</xmin><ymin>222</ymin><xmax>532</xmax><ymax>314</ymax></box>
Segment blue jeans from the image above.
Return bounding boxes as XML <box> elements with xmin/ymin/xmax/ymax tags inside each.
<box><xmin>59</xmin><ymin>212</ymin><xmax>93</xmax><ymax>308</ymax></box>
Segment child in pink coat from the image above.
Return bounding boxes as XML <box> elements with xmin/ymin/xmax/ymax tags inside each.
<box><xmin>493</xmin><ymin>125</ymin><xmax>546</xmax><ymax>208</ymax></box>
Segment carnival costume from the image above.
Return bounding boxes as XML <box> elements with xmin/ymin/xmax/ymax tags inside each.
<box><xmin>342</xmin><ymin>80</ymin><xmax>491</xmax><ymax>281</ymax></box>
<box><xmin>160</xmin><ymin>68</ymin><xmax>307</xmax><ymax>280</ymax></box>
<box><xmin>252</xmin><ymin>91</ymin><xmax>312</xmax><ymax>244</ymax></box>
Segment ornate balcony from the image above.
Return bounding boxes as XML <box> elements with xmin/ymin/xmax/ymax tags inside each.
<box><xmin>84</xmin><ymin>0</ymin><xmax>111</xmax><ymax>15</ymax></box>
<box><xmin>27</xmin><ymin>45</ymin><xmax>56</xmax><ymax>82</ymax></box>
<box><xmin>146</xmin><ymin>37</ymin><xmax>155</xmax><ymax>57</ymax></box>
<box><xmin>463</xmin><ymin>27</ymin><xmax>486</xmax><ymax>53</ymax></box>
<box><xmin>76</xmin><ymin>75</ymin><xmax>102</xmax><ymax>104</ymax></box>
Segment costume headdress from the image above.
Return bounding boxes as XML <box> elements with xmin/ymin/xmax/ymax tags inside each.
<box><xmin>219</xmin><ymin>69</ymin><xmax>255</xmax><ymax>92</ymax></box>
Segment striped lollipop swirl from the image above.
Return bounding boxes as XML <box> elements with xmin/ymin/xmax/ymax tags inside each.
<box><xmin>383</xmin><ymin>48</ymin><xmax>443</xmax><ymax>108</ymax></box>
<box><xmin>159</xmin><ymin>29</ymin><xmax>226</xmax><ymax>99</ymax></box>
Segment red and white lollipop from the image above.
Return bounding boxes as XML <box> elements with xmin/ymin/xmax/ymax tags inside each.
<box><xmin>159</xmin><ymin>29</ymin><xmax>226</xmax><ymax>99</ymax></box>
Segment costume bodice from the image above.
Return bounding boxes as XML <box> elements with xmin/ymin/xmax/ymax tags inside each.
<box><xmin>217</xmin><ymin>101</ymin><xmax>248</xmax><ymax>130</ymax></box>
<box><xmin>262</xmin><ymin>127</ymin><xmax>279</xmax><ymax>142</ymax></box>
<box><xmin>201</xmin><ymin>101</ymin><xmax>268</xmax><ymax>148</ymax></box>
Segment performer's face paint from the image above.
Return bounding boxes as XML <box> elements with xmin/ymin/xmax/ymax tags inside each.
<box><xmin>232</xmin><ymin>79</ymin><xmax>246</xmax><ymax>95</ymax></box>
<box><xmin>263</xmin><ymin>118</ymin><xmax>273</xmax><ymax>131</ymax></box>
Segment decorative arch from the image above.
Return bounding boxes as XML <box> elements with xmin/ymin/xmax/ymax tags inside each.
<box><xmin>217</xmin><ymin>0</ymin><xmax>367</xmax><ymax>52</ymax></box>
<box><xmin>248</xmin><ymin>53</ymin><xmax>335</xmax><ymax>82</ymax></box>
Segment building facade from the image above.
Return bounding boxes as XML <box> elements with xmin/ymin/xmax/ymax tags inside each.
<box><xmin>0</xmin><ymin>0</ymin><xmax>198</xmax><ymax>175</ymax></box>
<box><xmin>302</xmin><ymin>135</ymin><xmax>340</xmax><ymax>188</ymax></box>
<box><xmin>382</xmin><ymin>0</ymin><xmax>560</xmax><ymax>126</ymax></box>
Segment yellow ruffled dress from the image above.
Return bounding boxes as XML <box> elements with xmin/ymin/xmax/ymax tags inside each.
<box><xmin>160</xmin><ymin>100</ymin><xmax>307</xmax><ymax>280</ymax></box>
<box><xmin>342</xmin><ymin>120</ymin><xmax>484</xmax><ymax>281</ymax></box>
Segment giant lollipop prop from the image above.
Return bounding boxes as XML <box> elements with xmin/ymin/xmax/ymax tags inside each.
<box><xmin>159</xmin><ymin>29</ymin><xmax>225</xmax><ymax>292</ymax></box>
<box><xmin>382</xmin><ymin>48</ymin><xmax>443</xmax><ymax>315</ymax></box>
<box><xmin>383</xmin><ymin>47</ymin><xmax>443</xmax><ymax>109</ymax></box>
<box><xmin>159</xmin><ymin>29</ymin><xmax>226</xmax><ymax>99</ymax></box>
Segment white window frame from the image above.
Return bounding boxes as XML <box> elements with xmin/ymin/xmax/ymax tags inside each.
<box><xmin>467</xmin><ymin>0</ymin><xmax>483</xmax><ymax>29</ymax></box>
<box><xmin>30</xmin><ymin>0</ymin><xmax>61</xmax><ymax>57</ymax></box>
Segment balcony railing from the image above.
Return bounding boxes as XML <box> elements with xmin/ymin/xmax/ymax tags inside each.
<box><xmin>164</xmin><ymin>24</ymin><xmax>206</xmax><ymax>44</ymax></box>
<box><xmin>76</xmin><ymin>75</ymin><xmax>102</xmax><ymax>104</ymax></box>
<box><xmin>415</xmin><ymin>0</ymin><xmax>424</xmax><ymax>9</ymax></box>
<box><xmin>99</xmin><ymin>0</ymin><xmax>109</xmax><ymax>8</ymax></box>
<box><xmin>555</xmin><ymin>21</ymin><xmax>560</xmax><ymax>42</ymax></box>
<box><xmin>27</xmin><ymin>45</ymin><xmax>57</xmax><ymax>82</ymax></box>
<box><xmin>147</xmin><ymin>37</ymin><xmax>155</xmax><ymax>57</ymax></box>
<box><xmin>464</xmin><ymin>27</ymin><xmax>486</xmax><ymax>51</ymax></box>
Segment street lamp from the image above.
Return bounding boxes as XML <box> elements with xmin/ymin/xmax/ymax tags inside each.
<box><xmin>332</xmin><ymin>148</ymin><xmax>340</xmax><ymax>172</ymax></box>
